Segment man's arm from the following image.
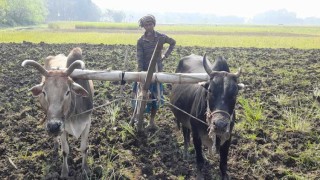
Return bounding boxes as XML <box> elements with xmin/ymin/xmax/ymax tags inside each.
<box><xmin>163</xmin><ymin>36</ymin><xmax>176</xmax><ymax>58</ymax></box>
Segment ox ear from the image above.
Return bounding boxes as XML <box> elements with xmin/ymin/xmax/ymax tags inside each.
<box><xmin>29</xmin><ymin>84</ymin><xmax>43</xmax><ymax>97</ymax></box>
<box><xmin>71</xmin><ymin>82</ymin><xmax>89</xmax><ymax>97</ymax></box>
<box><xmin>238</xmin><ymin>83</ymin><xmax>246</xmax><ymax>90</ymax></box>
<box><xmin>198</xmin><ymin>81</ymin><xmax>209</xmax><ymax>89</ymax></box>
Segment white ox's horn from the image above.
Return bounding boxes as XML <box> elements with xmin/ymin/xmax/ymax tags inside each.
<box><xmin>22</xmin><ymin>60</ymin><xmax>49</xmax><ymax>76</ymax></box>
<box><xmin>65</xmin><ymin>60</ymin><xmax>85</xmax><ymax>76</ymax></box>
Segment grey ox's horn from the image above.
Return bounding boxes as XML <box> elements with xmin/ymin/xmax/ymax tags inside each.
<box><xmin>229</xmin><ymin>68</ymin><xmax>242</xmax><ymax>78</ymax></box>
<box><xmin>203</xmin><ymin>53</ymin><xmax>213</xmax><ymax>75</ymax></box>
<box><xmin>22</xmin><ymin>60</ymin><xmax>49</xmax><ymax>76</ymax></box>
<box><xmin>65</xmin><ymin>60</ymin><xmax>85</xmax><ymax>76</ymax></box>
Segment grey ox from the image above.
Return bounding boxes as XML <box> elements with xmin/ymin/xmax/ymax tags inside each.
<box><xmin>22</xmin><ymin>47</ymin><xmax>94</xmax><ymax>178</ymax></box>
<box><xmin>170</xmin><ymin>54</ymin><xmax>243</xmax><ymax>179</ymax></box>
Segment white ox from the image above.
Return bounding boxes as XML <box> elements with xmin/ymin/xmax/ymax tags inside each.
<box><xmin>22</xmin><ymin>47</ymin><xmax>94</xmax><ymax>177</ymax></box>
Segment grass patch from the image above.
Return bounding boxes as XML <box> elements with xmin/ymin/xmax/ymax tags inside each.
<box><xmin>274</xmin><ymin>94</ymin><xmax>291</xmax><ymax>106</ymax></box>
<box><xmin>282</xmin><ymin>108</ymin><xmax>312</xmax><ymax>132</ymax></box>
<box><xmin>237</xmin><ymin>96</ymin><xmax>265</xmax><ymax>130</ymax></box>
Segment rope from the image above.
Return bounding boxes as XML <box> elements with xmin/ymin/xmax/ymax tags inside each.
<box><xmin>70</xmin><ymin>96</ymin><xmax>126</xmax><ymax>118</ymax></box>
<box><xmin>160</xmin><ymin>97</ymin><xmax>208</xmax><ymax>126</ymax></box>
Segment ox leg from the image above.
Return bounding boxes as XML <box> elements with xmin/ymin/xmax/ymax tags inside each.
<box><xmin>219</xmin><ymin>138</ymin><xmax>231</xmax><ymax>180</ymax></box>
<box><xmin>80</xmin><ymin>121</ymin><xmax>91</xmax><ymax>175</ymax></box>
<box><xmin>60</xmin><ymin>132</ymin><xmax>69</xmax><ymax>178</ymax></box>
<box><xmin>53</xmin><ymin>137</ymin><xmax>59</xmax><ymax>161</ymax></box>
<box><xmin>182</xmin><ymin>127</ymin><xmax>190</xmax><ymax>159</ymax></box>
<box><xmin>192</xmin><ymin>128</ymin><xmax>204</xmax><ymax>180</ymax></box>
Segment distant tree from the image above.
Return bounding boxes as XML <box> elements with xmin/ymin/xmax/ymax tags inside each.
<box><xmin>102</xmin><ymin>9</ymin><xmax>125</xmax><ymax>22</ymax></box>
<box><xmin>303</xmin><ymin>17</ymin><xmax>320</xmax><ymax>25</ymax></box>
<box><xmin>4</xmin><ymin>0</ymin><xmax>47</xmax><ymax>26</ymax></box>
<box><xmin>251</xmin><ymin>9</ymin><xmax>300</xmax><ymax>25</ymax></box>
<box><xmin>0</xmin><ymin>0</ymin><xmax>8</xmax><ymax>25</ymax></box>
<box><xmin>47</xmin><ymin>0</ymin><xmax>101</xmax><ymax>22</ymax></box>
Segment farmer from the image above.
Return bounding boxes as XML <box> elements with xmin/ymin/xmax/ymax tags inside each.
<box><xmin>132</xmin><ymin>14</ymin><xmax>176</xmax><ymax>129</ymax></box>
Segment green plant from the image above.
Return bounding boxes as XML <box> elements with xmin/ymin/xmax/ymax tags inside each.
<box><xmin>105</xmin><ymin>103</ymin><xmax>121</xmax><ymax>126</ymax></box>
<box><xmin>274</xmin><ymin>94</ymin><xmax>291</xmax><ymax>106</ymax></box>
<box><xmin>237</xmin><ymin>96</ymin><xmax>265</xmax><ymax>130</ymax></box>
<box><xmin>282</xmin><ymin>107</ymin><xmax>312</xmax><ymax>132</ymax></box>
<box><xmin>100</xmin><ymin>147</ymin><xmax>125</xmax><ymax>180</ymax></box>
<box><xmin>119</xmin><ymin>122</ymin><xmax>135</xmax><ymax>141</ymax></box>
<box><xmin>293</xmin><ymin>141</ymin><xmax>320</xmax><ymax>170</ymax></box>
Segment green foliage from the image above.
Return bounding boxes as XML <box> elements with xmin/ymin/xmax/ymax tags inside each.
<box><xmin>238</xmin><ymin>96</ymin><xmax>265</xmax><ymax>130</ymax></box>
<box><xmin>294</xmin><ymin>141</ymin><xmax>320</xmax><ymax>170</ymax></box>
<box><xmin>274</xmin><ymin>94</ymin><xmax>291</xmax><ymax>106</ymax></box>
<box><xmin>0</xmin><ymin>0</ymin><xmax>8</xmax><ymax>25</ymax></box>
<box><xmin>47</xmin><ymin>0</ymin><xmax>100</xmax><ymax>22</ymax></box>
<box><xmin>282</xmin><ymin>107</ymin><xmax>312</xmax><ymax>132</ymax></box>
<box><xmin>105</xmin><ymin>103</ymin><xmax>121</xmax><ymax>126</ymax></box>
<box><xmin>4</xmin><ymin>0</ymin><xmax>47</xmax><ymax>26</ymax></box>
<box><xmin>119</xmin><ymin>122</ymin><xmax>135</xmax><ymax>142</ymax></box>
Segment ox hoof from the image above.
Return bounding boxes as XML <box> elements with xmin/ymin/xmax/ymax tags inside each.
<box><xmin>196</xmin><ymin>173</ymin><xmax>204</xmax><ymax>180</ymax></box>
<box><xmin>82</xmin><ymin>166</ymin><xmax>91</xmax><ymax>178</ymax></box>
<box><xmin>61</xmin><ymin>168</ymin><xmax>69</xmax><ymax>178</ymax></box>
<box><xmin>221</xmin><ymin>174</ymin><xmax>230</xmax><ymax>180</ymax></box>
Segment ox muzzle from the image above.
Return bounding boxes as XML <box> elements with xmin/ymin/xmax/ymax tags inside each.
<box><xmin>46</xmin><ymin>118</ymin><xmax>64</xmax><ymax>136</ymax></box>
<box><xmin>207</xmin><ymin>110</ymin><xmax>232</xmax><ymax>152</ymax></box>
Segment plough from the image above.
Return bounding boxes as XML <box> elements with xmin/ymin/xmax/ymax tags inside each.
<box><xmin>69</xmin><ymin>39</ymin><xmax>210</xmax><ymax>132</ymax></box>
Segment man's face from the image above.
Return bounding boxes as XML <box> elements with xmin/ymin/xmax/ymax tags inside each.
<box><xmin>143</xmin><ymin>21</ymin><xmax>154</xmax><ymax>32</ymax></box>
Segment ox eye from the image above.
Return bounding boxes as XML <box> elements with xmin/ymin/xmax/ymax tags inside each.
<box><xmin>66</xmin><ymin>91</ymin><xmax>71</xmax><ymax>96</ymax></box>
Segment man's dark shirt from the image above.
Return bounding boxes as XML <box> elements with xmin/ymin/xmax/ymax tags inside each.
<box><xmin>137</xmin><ymin>31</ymin><xmax>176</xmax><ymax>71</ymax></box>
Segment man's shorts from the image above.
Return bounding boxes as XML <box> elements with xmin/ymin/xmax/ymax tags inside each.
<box><xmin>131</xmin><ymin>82</ymin><xmax>164</xmax><ymax>113</ymax></box>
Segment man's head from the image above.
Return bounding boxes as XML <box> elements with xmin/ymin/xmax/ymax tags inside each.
<box><xmin>139</xmin><ymin>14</ymin><xmax>156</xmax><ymax>30</ymax></box>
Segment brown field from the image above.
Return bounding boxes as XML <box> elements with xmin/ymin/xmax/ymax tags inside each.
<box><xmin>0</xmin><ymin>42</ymin><xmax>319</xmax><ymax>179</ymax></box>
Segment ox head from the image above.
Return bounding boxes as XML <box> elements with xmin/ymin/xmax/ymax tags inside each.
<box><xmin>201</xmin><ymin>54</ymin><xmax>242</xmax><ymax>145</ymax></box>
<box><xmin>22</xmin><ymin>52</ymin><xmax>88</xmax><ymax>137</ymax></box>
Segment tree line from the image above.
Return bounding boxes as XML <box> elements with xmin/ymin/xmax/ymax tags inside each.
<box><xmin>1</xmin><ymin>1</ymin><xmax>320</xmax><ymax>26</ymax></box>
<box><xmin>0</xmin><ymin>0</ymin><xmax>101</xmax><ymax>27</ymax></box>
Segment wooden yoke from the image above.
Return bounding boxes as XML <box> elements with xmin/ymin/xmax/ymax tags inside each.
<box><xmin>135</xmin><ymin>37</ymin><xmax>164</xmax><ymax>132</ymax></box>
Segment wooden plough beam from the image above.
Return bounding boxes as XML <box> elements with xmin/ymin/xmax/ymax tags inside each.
<box><xmin>70</xmin><ymin>70</ymin><xmax>209</xmax><ymax>84</ymax></box>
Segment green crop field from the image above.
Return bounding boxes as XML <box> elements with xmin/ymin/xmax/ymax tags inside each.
<box><xmin>1</xmin><ymin>22</ymin><xmax>320</xmax><ymax>49</ymax></box>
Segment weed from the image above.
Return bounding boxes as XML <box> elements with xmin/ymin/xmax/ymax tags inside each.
<box><xmin>282</xmin><ymin>108</ymin><xmax>312</xmax><ymax>132</ymax></box>
<box><xmin>274</xmin><ymin>94</ymin><xmax>291</xmax><ymax>106</ymax></box>
<box><xmin>237</xmin><ymin>96</ymin><xmax>265</xmax><ymax>130</ymax></box>
<box><xmin>105</xmin><ymin>103</ymin><xmax>121</xmax><ymax>126</ymax></box>
<box><xmin>294</xmin><ymin>141</ymin><xmax>320</xmax><ymax>170</ymax></box>
<box><xmin>119</xmin><ymin>122</ymin><xmax>135</xmax><ymax>142</ymax></box>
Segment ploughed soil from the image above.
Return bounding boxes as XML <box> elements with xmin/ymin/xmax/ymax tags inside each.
<box><xmin>0</xmin><ymin>42</ymin><xmax>319</xmax><ymax>179</ymax></box>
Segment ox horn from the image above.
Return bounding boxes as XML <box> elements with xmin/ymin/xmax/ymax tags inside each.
<box><xmin>22</xmin><ymin>60</ymin><xmax>49</xmax><ymax>76</ymax></box>
<box><xmin>65</xmin><ymin>60</ymin><xmax>85</xmax><ymax>76</ymax></box>
<box><xmin>228</xmin><ymin>67</ymin><xmax>242</xmax><ymax>78</ymax></box>
<box><xmin>203</xmin><ymin>53</ymin><xmax>213</xmax><ymax>75</ymax></box>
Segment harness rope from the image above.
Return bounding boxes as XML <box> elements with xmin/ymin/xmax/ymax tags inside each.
<box><xmin>68</xmin><ymin>91</ymin><xmax>234</xmax><ymax>130</ymax></box>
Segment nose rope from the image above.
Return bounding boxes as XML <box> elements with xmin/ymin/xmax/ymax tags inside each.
<box><xmin>205</xmin><ymin>83</ymin><xmax>233</xmax><ymax>123</ymax></box>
